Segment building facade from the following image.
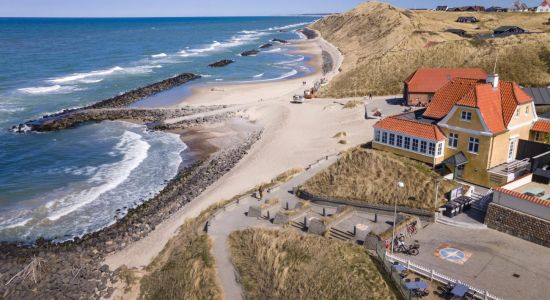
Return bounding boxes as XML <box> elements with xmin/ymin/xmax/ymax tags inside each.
<box><xmin>375</xmin><ymin>74</ymin><xmax>538</xmax><ymax>188</ymax></box>
<box><xmin>537</xmin><ymin>0</ymin><xmax>550</xmax><ymax>12</ymax></box>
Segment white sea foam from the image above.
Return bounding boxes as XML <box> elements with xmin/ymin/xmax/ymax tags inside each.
<box><xmin>267</xmin><ymin>22</ymin><xmax>312</xmax><ymax>31</ymax></box>
<box><xmin>262</xmin><ymin>47</ymin><xmax>283</xmax><ymax>53</ymax></box>
<box><xmin>48</xmin><ymin>65</ymin><xmax>162</xmax><ymax>84</ymax></box>
<box><xmin>151</xmin><ymin>53</ymin><xmax>167</xmax><ymax>58</ymax></box>
<box><xmin>184</xmin><ymin>31</ymin><xmax>266</xmax><ymax>56</ymax></box>
<box><xmin>200</xmin><ymin>74</ymin><xmax>213</xmax><ymax>78</ymax></box>
<box><xmin>0</xmin><ymin>218</ymin><xmax>32</xmax><ymax>229</ymax></box>
<box><xmin>45</xmin><ymin>130</ymin><xmax>150</xmax><ymax>221</ymax></box>
<box><xmin>18</xmin><ymin>85</ymin><xmax>83</xmax><ymax>95</ymax></box>
<box><xmin>238</xmin><ymin>69</ymin><xmax>298</xmax><ymax>84</ymax></box>
<box><xmin>253</xmin><ymin>73</ymin><xmax>264</xmax><ymax>78</ymax></box>
<box><xmin>274</xmin><ymin>55</ymin><xmax>305</xmax><ymax>65</ymax></box>
<box><xmin>215</xmin><ymin>79</ymin><xmax>224</xmax><ymax>81</ymax></box>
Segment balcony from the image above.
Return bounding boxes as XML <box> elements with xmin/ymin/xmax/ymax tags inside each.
<box><xmin>488</xmin><ymin>159</ymin><xmax>531</xmax><ymax>186</ymax></box>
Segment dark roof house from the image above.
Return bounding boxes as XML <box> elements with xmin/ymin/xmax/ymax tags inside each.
<box><xmin>436</xmin><ymin>6</ymin><xmax>448</xmax><ymax>11</ymax></box>
<box><xmin>523</xmin><ymin>87</ymin><xmax>550</xmax><ymax>105</ymax></box>
<box><xmin>446</xmin><ymin>28</ymin><xmax>466</xmax><ymax>36</ymax></box>
<box><xmin>486</xmin><ymin>6</ymin><xmax>509</xmax><ymax>12</ymax></box>
<box><xmin>457</xmin><ymin>16</ymin><xmax>479</xmax><ymax>23</ymax></box>
<box><xmin>494</xmin><ymin>26</ymin><xmax>527</xmax><ymax>35</ymax></box>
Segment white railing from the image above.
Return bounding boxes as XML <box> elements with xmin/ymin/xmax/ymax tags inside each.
<box><xmin>384</xmin><ymin>252</ymin><xmax>503</xmax><ymax>300</ymax></box>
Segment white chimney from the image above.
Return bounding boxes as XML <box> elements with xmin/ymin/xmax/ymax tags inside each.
<box><xmin>487</xmin><ymin>73</ymin><xmax>499</xmax><ymax>88</ymax></box>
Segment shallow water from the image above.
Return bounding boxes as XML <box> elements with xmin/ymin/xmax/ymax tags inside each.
<box><xmin>0</xmin><ymin>16</ymin><xmax>317</xmax><ymax>242</ymax></box>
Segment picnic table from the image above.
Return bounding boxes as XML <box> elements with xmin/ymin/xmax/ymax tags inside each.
<box><xmin>405</xmin><ymin>281</ymin><xmax>428</xmax><ymax>290</ymax></box>
<box><xmin>451</xmin><ymin>283</ymin><xmax>469</xmax><ymax>297</ymax></box>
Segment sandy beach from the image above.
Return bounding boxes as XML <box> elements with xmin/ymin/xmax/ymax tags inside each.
<box><xmin>102</xmin><ymin>32</ymin><xmax>374</xmax><ymax>271</ymax></box>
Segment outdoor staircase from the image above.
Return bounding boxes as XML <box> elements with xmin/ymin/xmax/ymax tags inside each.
<box><xmin>290</xmin><ymin>220</ymin><xmax>306</xmax><ymax>231</ymax></box>
<box><xmin>328</xmin><ymin>227</ymin><xmax>355</xmax><ymax>241</ymax></box>
<box><xmin>470</xmin><ymin>191</ymin><xmax>493</xmax><ymax>213</ymax></box>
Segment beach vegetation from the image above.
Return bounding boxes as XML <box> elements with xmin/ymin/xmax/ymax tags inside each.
<box><xmin>228</xmin><ymin>228</ymin><xmax>398</xmax><ymax>300</ymax></box>
<box><xmin>312</xmin><ymin>2</ymin><xmax>550</xmax><ymax>97</ymax></box>
<box><xmin>300</xmin><ymin>147</ymin><xmax>459</xmax><ymax>211</ymax></box>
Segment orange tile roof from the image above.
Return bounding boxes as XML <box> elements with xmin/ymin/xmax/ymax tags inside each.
<box><xmin>423</xmin><ymin>78</ymin><xmax>482</xmax><ymax>119</ymax></box>
<box><xmin>405</xmin><ymin>68</ymin><xmax>487</xmax><ymax>94</ymax></box>
<box><xmin>374</xmin><ymin>116</ymin><xmax>446</xmax><ymax>141</ymax></box>
<box><xmin>532</xmin><ymin>119</ymin><xmax>550</xmax><ymax>132</ymax></box>
<box><xmin>494</xmin><ymin>187</ymin><xmax>550</xmax><ymax>208</ymax></box>
<box><xmin>422</xmin><ymin>77</ymin><xmax>533</xmax><ymax>133</ymax></box>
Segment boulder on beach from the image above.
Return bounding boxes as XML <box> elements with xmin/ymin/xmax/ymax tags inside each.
<box><xmin>272</xmin><ymin>38</ymin><xmax>288</xmax><ymax>44</ymax></box>
<box><xmin>240</xmin><ymin>49</ymin><xmax>260</xmax><ymax>56</ymax></box>
<box><xmin>259</xmin><ymin>43</ymin><xmax>273</xmax><ymax>49</ymax></box>
<box><xmin>208</xmin><ymin>59</ymin><xmax>235</xmax><ymax>67</ymax></box>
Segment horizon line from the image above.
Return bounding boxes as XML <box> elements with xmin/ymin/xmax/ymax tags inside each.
<box><xmin>0</xmin><ymin>14</ymin><xmax>335</xmax><ymax>19</ymax></box>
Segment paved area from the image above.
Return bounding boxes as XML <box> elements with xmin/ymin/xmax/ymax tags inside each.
<box><xmin>396</xmin><ymin>222</ymin><xmax>550</xmax><ymax>300</ymax></box>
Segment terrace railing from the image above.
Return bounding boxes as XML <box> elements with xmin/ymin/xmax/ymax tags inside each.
<box><xmin>375</xmin><ymin>242</ymin><xmax>502</xmax><ymax>300</ymax></box>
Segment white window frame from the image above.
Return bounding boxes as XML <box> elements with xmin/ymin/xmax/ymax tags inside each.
<box><xmin>461</xmin><ymin>111</ymin><xmax>472</xmax><ymax>122</ymax></box>
<box><xmin>437</xmin><ymin>142</ymin><xmax>443</xmax><ymax>156</ymax></box>
<box><xmin>428</xmin><ymin>142</ymin><xmax>435</xmax><ymax>155</ymax></box>
<box><xmin>526</xmin><ymin>105</ymin><xmax>529</xmax><ymax>115</ymax></box>
<box><xmin>396</xmin><ymin>135</ymin><xmax>403</xmax><ymax>148</ymax></box>
<box><xmin>382</xmin><ymin>132</ymin><xmax>387</xmax><ymax>143</ymax></box>
<box><xmin>404</xmin><ymin>137</ymin><xmax>411</xmax><ymax>149</ymax></box>
<box><xmin>420</xmin><ymin>141</ymin><xmax>427</xmax><ymax>153</ymax></box>
<box><xmin>508</xmin><ymin>138</ymin><xmax>518</xmax><ymax>162</ymax></box>
<box><xmin>468</xmin><ymin>137</ymin><xmax>480</xmax><ymax>154</ymax></box>
<box><xmin>515</xmin><ymin>108</ymin><xmax>520</xmax><ymax>118</ymax></box>
<box><xmin>412</xmin><ymin>139</ymin><xmax>419</xmax><ymax>152</ymax></box>
<box><xmin>389</xmin><ymin>133</ymin><xmax>395</xmax><ymax>145</ymax></box>
<box><xmin>375</xmin><ymin>130</ymin><xmax>381</xmax><ymax>142</ymax></box>
<box><xmin>374</xmin><ymin>129</ymin><xmax>443</xmax><ymax>158</ymax></box>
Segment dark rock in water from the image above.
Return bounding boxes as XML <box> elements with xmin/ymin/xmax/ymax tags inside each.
<box><xmin>259</xmin><ymin>43</ymin><xmax>273</xmax><ymax>49</ymax></box>
<box><xmin>272</xmin><ymin>38</ymin><xmax>288</xmax><ymax>44</ymax></box>
<box><xmin>208</xmin><ymin>59</ymin><xmax>235</xmax><ymax>68</ymax></box>
<box><xmin>86</xmin><ymin>73</ymin><xmax>200</xmax><ymax>109</ymax></box>
<box><xmin>240</xmin><ymin>49</ymin><xmax>260</xmax><ymax>56</ymax></box>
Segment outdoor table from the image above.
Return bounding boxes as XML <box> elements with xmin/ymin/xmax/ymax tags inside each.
<box><xmin>391</xmin><ymin>264</ymin><xmax>406</xmax><ymax>273</ymax></box>
<box><xmin>451</xmin><ymin>283</ymin><xmax>468</xmax><ymax>297</ymax></box>
<box><xmin>405</xmin><ymin>281</ymin><xmax>428</xmax><ymax>290</ymax></box>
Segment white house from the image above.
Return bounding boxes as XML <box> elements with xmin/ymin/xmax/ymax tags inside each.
<box><xmin>537</xmin><ymin>0</ymin><xmax>550</xmax><ymax>12</ymax></box>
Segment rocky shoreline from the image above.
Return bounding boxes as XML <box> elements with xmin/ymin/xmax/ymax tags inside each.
<box><xmin>11</xmin><ymin>72</ymin><xmax>200</xmax><ymax>132</ymax></box>
<box><xmin>0</xmin><ymin>130</ymin><xmax>261</xmax><ymax>300</ymax></box>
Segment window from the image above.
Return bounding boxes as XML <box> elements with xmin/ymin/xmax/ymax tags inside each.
<box><xmin>535</xmin><ymin>132</ymin><xmax>541</xmax><ymax>141</ymax></box>
<box><xmin>526</xmin><ymin>105</ymin><xmax>530</xmax><ymax>115</ymax></box>
<box><xmin>412</xmin><ymin>139</ymin><xmax>419</xmax><ymax>151</ymax></box>
<box><xmin>461</xmin><ymin>111</ymin><xmax>472</xmax><ymax>121</ymax></box>
<box><xmin>420</xmin><ymin>141</ymin><xmax>427</xmax><ymax>153</ymax></box>
<box><xmin>389</xmin><ymin>133</ymin><xmax>395</xmax><ymax>145</ymax></box>
<box><xmin>396</xmin><ymin>135</ymin><xmax>403</xmax><ymax>148</ymax></box>
<box><xmin>428</xmin><ymin>142</ymin><xmax>435</xmax><ymax>155</ymax></box>
<box><xmin>382</xmin><ymin>132</ymin><xmax>387</xmax><ymax>143</ymax></box>
<box><xmin>448</xmin><ymin>133</ymin><xmax>459</xmax><ymax>148</ymax></box>
<box><xmin>404</xmin><ymin>137</ymin><xmax>411</xmax><ymax>149</ymax></box>
<box><xmin>508</xmin><ymin>140</ymin><xmax>516</xmax><ymax>160</ymax></box>
<box><xmin>516</xmin><ymin>108</ymin><xmax>520</xmax><ymax>117</ymax></box>
<box><xmin>437</xmin><ymin>143</ymin><xmax>443</xmax><ymax>156</ymax></box>
<box><xmin>375</xmin><ymin>130</ymin><xmax>380</xmax><ymax>142</ymax></box>
<box><xmin>468</xmin><ymin>137</ymin><xmax>480</xmax><ymax>153</ymax></box>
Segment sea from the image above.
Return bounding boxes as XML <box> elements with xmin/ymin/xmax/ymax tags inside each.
<box><xmin>0</xmin><ymin>16</ymin><xmax>317</xmax><ymax>243</ymax></box>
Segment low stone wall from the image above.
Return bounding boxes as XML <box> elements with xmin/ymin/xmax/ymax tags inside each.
<box><xmin>485</xmin><ymin>203</ymin><xmax>550</xmax><ymax>247</ymax></box>
<box><xmin>297</xmin><ymin>190</ymin><xmax>435</xmax><ymax>221</ymax></box>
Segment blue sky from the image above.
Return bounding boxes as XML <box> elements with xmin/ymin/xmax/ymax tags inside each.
<box><xmin>0</xmin><ymin>1</ymin><xmax>544</xmax><ymax>17</ymax></box>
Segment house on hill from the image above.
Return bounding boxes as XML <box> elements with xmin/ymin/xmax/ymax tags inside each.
<box><xmin>456</xmin><ymin>16</ymin><xmax>479</xmax><ymax>23</ymax></box>
<box><xmin>486</xmin><ymin>6</ymin><xmax>509</xmax><ymax>12</ymax></box>
<box><xmin>375</xmin><ymin>73</ymin><xmax>539</xmax><ymax>188</ymax></box>
<box><xmin>436</xmin><ymin>5</ymin><xmax>448</xmax><ymax>11</ymax></box>
<box><xmin>494</xmin><ymin>26</ymin><xmax>527</xmax><ymax>35</ymax></box>
<box><xmin>403</xmin><ymin>68</ymin><xmax>487</xmax><ymax>106</ymax></box>
<box><xmin>537</xmin><ymin>0</ymin><xmax>550</xmax><ymax>12</ymax></box>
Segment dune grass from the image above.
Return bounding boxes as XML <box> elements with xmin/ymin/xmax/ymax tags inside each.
<box><xmin>300</xmin><ymin>148</ymin><xmax>458</xmax><ymax>211</ymax></box>
<box><xmin>228</xmin><ymin>228</ymin><xmax>398</xmax><ymax>300</ymax></box>
<box><xmin>139</xmin><ymin>201</ymin><xmax>228</xmax><ymax>300</ymax></box>
<box><xmin>312</xmin><ymin>2</ymin><xmax>550</xmax><ymax>98</ymax></box>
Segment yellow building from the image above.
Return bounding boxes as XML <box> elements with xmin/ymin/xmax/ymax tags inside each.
<box><xmin>374</xmin><ymin>74</ymin><xmax>537</xmax><ymax>188</ymax></box>
<box><xmin>530</xmin><ymin>119</ymin><xmax>550</xmax><ymax>144</ymax></box>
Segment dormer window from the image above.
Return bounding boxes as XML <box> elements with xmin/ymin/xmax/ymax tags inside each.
<box><xmin>461</xmin><ymin>111</ymin><xmax>472</xmax><ymax>121</ymax></box>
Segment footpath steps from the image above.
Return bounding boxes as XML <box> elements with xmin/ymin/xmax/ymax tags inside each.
<box><xmin>328</xmin><ymin>227</ymin><xmax>354</xmax><ymax>241</ymax></box>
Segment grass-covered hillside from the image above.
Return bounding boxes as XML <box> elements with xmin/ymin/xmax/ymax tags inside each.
<box><xmin>229</xmin><ymin>228</ymin><xmax>398</xmax><ymax>300</ymax></box>
<box><xmin>312</xmin><ymin>2</ymin><xmax>550</xmax><ymax>97</ymax></box>
<box><xmin>300</xmin><ymin>148</ymin><xmax>459</xmax><ymax>211</ymax></box>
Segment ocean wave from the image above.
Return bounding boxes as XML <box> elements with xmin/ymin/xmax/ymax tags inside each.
<box><xmin>185</xmin><ymin>31</ymin><xmax>267</xmax><ymax>55</ymax></box>
<box><xmin>18</xmin><ymin>85</ymin><xmax>84</xmax><ymax>95</ymax></box>
<box><xmin>0</xmin><ymin>218</ymin><xmax>32</xmax><ymax>229</ymax></box>
<box><xmin>0</xmin><ymin>106</ymin><xmax>24</xmax><ymax>113</ymax></box>
<box><xmin>267</xmin><ymin>21</ymin><xmax>312</xmax><ymax>31</ymax></box>
<box><xmin>151</xmin><ymin>53</ymin><xmax>167</xmax><ymax>58</ymax></box>
<box><xmin>48</xmin><ymin>65</ymin><xmax>162</xmax><ymax>84</ymax></box>
<box><xmin>274</xmin><ymin>55</ymin><xmax>305</xmax><ymax>65</ymax></box>
<box><xmin>253</xmin><ymin>73</ymin><xmax>264</xmax><ymax>78</ymax></box>
<box><xmin>200</xmin><ymin>74</ymin><xmax>212</xmax><ymax>78</ymax></box>
<box><xmin>262</xmin><ymin>47</ymin><xmax>283</xmax><ymax>53</ymax></box>
<box><xmin>45</xmin><ymin>130</ymin><xmax>150</xmax><ymax>221</ymax></box>
<box><xmin>238</xmin><ymin>69</ymin><xmax>298</xmax><ymax>84</ymax></box>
